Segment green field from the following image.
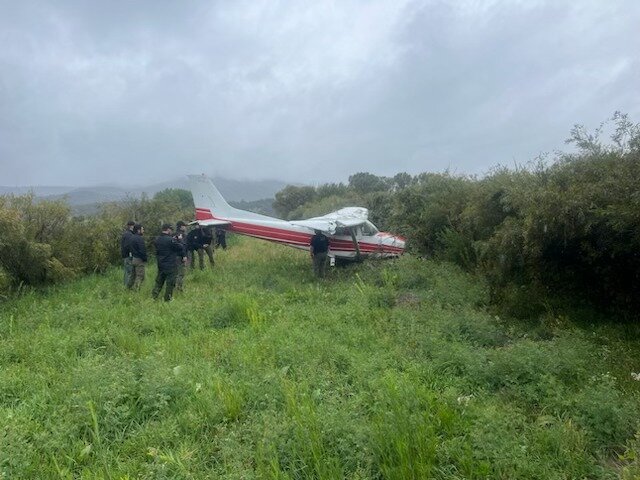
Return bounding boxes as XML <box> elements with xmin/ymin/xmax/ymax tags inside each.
<box><xmin>1</xmin><ymin>237</ymin><xmax>639</xmax><ymax>479</ymax></box>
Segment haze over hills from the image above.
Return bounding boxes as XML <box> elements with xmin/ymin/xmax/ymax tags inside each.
<box><xmin>0</xmin><ymin>176</ymin><xmax>290</xmax><ymax>206</ymax></box>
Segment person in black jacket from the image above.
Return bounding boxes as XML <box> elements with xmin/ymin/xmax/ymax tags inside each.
<box><xmin>186</xmin><ymin>225</ymin><xmax>201</xmax><ymax>269</ymax></box>
<box><xmin>187</xmin><ymin>224</ymin><xmax>215</xmax><ymax>270</ymax></box>
<box><xmin>174</xmin><ymin>221</ymin><xmax>188</xmax><ymax>292</ymax></box>
<box><xmin>127</xmin><ymin>224</ymin><xmax>147</xmax><ymax>290</ymax></box>
<box><xmin>152</xmin><ymin>223</ymin><xmax>186</xmax><ymax>301</ymax></box>
<box><xmin>120</xmin><ymin>220</ymin><xmax>135</xmax><ymax>287</ymax></box>
<box><xmin>310</xmin><ymin>229</ymin><xmax>330</xmax><ymax>278</ymax></box>
<box><xmin>215</xmin><ymin>227</ymin><xmax>227</xmax><ymax>250</ymax></box>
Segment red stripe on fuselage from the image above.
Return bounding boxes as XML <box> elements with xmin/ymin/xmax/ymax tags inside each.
<box><xmin>193</xmin><ymin>208</ymin><xmax>404</xmax><ymax>255</ymax></box>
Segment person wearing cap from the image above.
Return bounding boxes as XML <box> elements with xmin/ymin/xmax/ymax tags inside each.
<box><xmin>152</xmin><ymin>223</ymin><xmax>186</xmax><ymax>301</ymax></box>
<box><xmin>127</xmin><ymin>224</ymin><xmax>147</xmax><ymax>290</ymax></box>
<box><xmin>310</xmin><ymin>229</ymin><xmax>330</xmax><ymax>278</ymax></box>
<box><xmin>173</xmin><ymin>221</ymin><xmax>188</xmax><ymax>292</ymax></box>
<box><xmin>120</xmin><ymin>220</ymin><xmax>135</xmax><ymax>287</ymax></box>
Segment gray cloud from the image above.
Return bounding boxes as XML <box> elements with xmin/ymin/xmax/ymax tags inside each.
<box><xmin>1</xmin><ymin>0</ymin><xmax>638</xmax><ymax>186</ymax></box>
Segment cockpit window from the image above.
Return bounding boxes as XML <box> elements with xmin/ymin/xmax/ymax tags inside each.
<box><xmin>335</xmin><ymin>222</ymin><xmax>379</xmax><ymax>236</ymax></box>
<box><xmin>362</xmin><ymin>221</ymin><xmax>379</xmax><ymax>235</ymax></box>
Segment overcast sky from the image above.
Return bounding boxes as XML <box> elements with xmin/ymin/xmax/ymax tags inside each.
<box><xmin>1</xmin><ymin>0</ymin><xmax>638</xmax><ymax>186</ymax></box>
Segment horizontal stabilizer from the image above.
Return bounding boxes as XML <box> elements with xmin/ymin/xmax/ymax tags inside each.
<box><xmin>188</xmin><ymin>219</ymin><xmax>232</xmax><ymax>227</ymax></box>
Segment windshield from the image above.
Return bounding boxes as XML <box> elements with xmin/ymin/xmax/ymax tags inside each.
<box><xmin>362</xmin><ymin>221</ymin><xmax>379</xmax><ymax>235</ymax></box>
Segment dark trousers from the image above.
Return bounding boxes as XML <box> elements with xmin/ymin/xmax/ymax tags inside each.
<box><xmin>216</xmin><ymin>232</ymin><xmax>227</xmax><ymax>249</ymax></box>
<box><xmin>192</xmin><ymin>245</ymin><xmax>214</xmax><ymax>269</ymax></box>
<box><xmin>123</xmin><ymin>257</ymin><xmax>132</xmax><ymax>287</ymax></box>
<box><xmin>175</xmin><ymin>259</ymin><xmax>186</xmax><ymax>291</ymax></box>
<box><xmin>128</xmin><ymin>257</ymin><xmax>145</xmax><ymax>290</ymax></box>
<box><xmin>152</xmin><ymin>269</ymin><xmax>177</xmax><ymax>301</ymax></box>
<box><xmin>313</xmin><ymin>252</ymin><xmax>328</xmax><ymax>278</ymax></box>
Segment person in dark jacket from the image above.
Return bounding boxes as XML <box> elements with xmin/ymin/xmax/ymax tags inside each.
<box><xmin>174</xmin><ymin>221</ymin><xmax>188</xmax><ymax>292</ymax></box>
<box><xmin>152</xmin><ymin>223</ymin><xmax>186</xmax><ymax>301</ymax></box>
<box><xmin>187</xmin><ymin>224</ymin><xmax>214</xmax><ymax>270</ymax></box>
<box><xmin>127</xmin><ymin>224</ymin><xmax>147</xmax><ymax>290</ymax></box>
<box><xmin>215</xmin><ymin>227</ymin><xmax>227</xmax><ymax>250</ymax></box>
<box><xmin>310</xmin><ymin>229</ymin><xmax>330</xmax><ymax>278</ymax></box>
<box><xmin>186</xmin><ymin>225</ymin><xmax>201</xmax><ymax>269</ymax></box>
<box><xmin>120</xmin><ymin>220</ymin><xmax>135</xmax><ymax>287</ymax></box>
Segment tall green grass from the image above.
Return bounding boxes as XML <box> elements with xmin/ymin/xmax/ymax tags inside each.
<box><xmin>1</xmin><ymin>237</ymin><xmax>639</xmax><ymax>478</ymax></box>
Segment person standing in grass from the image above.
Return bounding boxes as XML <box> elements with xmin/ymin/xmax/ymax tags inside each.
<box><xmin>187</xmin><ymin>224</ymin><xmax>214</xmax><ymax>270</ymax></box>
<box><xmin>127</xmin><ymin>224</ymin><xmax>147</xmax><ymax>290</ymax></box>
<box><xmin>120</xmin><ymin>220</ymin><xmax>135</xmax><ymax>287</ymax></box>
<box><xmin>152</xmin><ymin>223</ymin><xmax>186</xmax><ymax>301</ymax></box>
<box><xmin>310</xmin><ymin>229</ymin><xmax>329</xmax><ymax>278</ymax></box>
<box><xmin>173</xmin><ymin>221</ymin><xmax>188</xmax><ymax>292</ymax></box>
<box><xmin>200</xmin><ymin>226</ymin><xmax>215</xmax><ymax>268</ymax></box>
<box><xmin>215</xmin><ymin>227</ymin><xmax>227</xmax><ymax>250</ymax></box>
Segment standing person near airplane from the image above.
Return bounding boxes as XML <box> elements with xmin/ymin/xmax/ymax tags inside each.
<box><xmin>215</xmin><ymin>227</ymin><xmax>227</xmax><ymax>250</ymax></box>
<box><xmin>201</xmin><ymin>226</ymin><xmax>215</xmax><ymax>268</ymax></box>
<box><xmin>186</xmin><ymin>224</ymin><xmax>201</xmax><ymax>269</ymax></box>
<box><xmin>187</xmin><ymin>224</ymin><xmax>214</xmax><ymax>270</ymax></box>
<box><xmin>310</xmin><ymin>229</ymin><xmax>330</xmax><ymax>278</ymax></box>
<box><xmin>152</xmin><ymin>223</ymin><xmax>186</xmax><ymax>301</ymax></box>
<box><xmin>174</xmin><ymin>221</ymin><xmax>188</xmax><ymax>291</ymax></box>
<box><xmin>127</xmin><ymin>224</ymin><xmax>147</xmax><ymax>290</ymax></box>
<box><xmin>120</xmin><ymin>220</ymin><xmax>135</xmax><ymax>287</ymax></box>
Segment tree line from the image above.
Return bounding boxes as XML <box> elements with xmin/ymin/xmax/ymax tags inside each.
<box><xmin>0</xmin><ymin>189</ymin><xmax>194</xmax><ymax>298</ymax></box>
<box><xmin>2</xmin><ymin>113</ymin><xmax>638</xmax><ymax>315</ymax></box>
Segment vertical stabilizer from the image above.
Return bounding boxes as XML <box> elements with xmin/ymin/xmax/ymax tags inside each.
<box><xmin>188</xmin><ymin>175</ymin><xmax>235</xmax><ymax>220</ymax></box>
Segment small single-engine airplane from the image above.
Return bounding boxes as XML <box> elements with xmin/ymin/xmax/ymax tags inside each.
<box><xmin>188</xmin><ymin>175</ymin><xmax>406</xmax><ymax>262</ymax></box>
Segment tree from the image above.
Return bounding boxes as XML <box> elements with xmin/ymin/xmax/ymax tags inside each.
<box><xmin>348</xmin><ymin>172</ymin><xmax>390</xmax><ymax>194</ymax></box>
<box><xmin>273</xmin><ymin>185</ymin><xmax>317</xmax><ymax>219</ymax></box>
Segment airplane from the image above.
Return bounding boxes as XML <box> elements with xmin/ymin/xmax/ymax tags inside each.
<box><xmin>187</xmin><ymin>174</ymin><xmax>406</xmax><ymax>263</ymax></box>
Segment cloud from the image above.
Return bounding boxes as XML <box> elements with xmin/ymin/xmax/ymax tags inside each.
<box><xmin>0</xmin><ymin>0</ymin><xmax>638</xmax><ymax>186</ymax></box>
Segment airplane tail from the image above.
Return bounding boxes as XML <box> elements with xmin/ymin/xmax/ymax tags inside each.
<box><xmin>187</xmin><ymin>175</ymin><xmax>236</xmax><ymax>221</ymax></box>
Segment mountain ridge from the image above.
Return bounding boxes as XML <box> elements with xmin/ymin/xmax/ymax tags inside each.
<box><xmin>0</xmin><ymin>176</ymin><xmax>292</xmax><ymax>205</ymax></box>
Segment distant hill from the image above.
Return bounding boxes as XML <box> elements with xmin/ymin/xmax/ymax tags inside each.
<box><xmin>0</xmin><ymin>185</ymin><xmax>75</xmax><ymax>196</ymax></box>
<box><xmin>0</xmin><ymin>176</ymin><xmax>291</xmax><ymax>207</ymax></box>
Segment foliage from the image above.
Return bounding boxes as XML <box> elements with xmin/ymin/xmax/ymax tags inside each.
<box><xmin>269</xmin><ymin>113</ymin><xmax>640</xmax><ymax>314</ymax></box>
<box><xmin>273</xmin><ymin>185</ymin><xmax>317</xmax><ymax>219</ymax></box>
<box><xmin>0</xmin><ymin>188</ymin><xmax>195</xmax><ymax>294</ymax></box>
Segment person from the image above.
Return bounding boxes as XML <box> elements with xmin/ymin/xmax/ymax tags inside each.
<box><xmin>174</xmin><ymin>221</ymin><xmax>188</xmax><ymax>292</ymax></box>
<box><xmin>186</xmin><ymin>224</ymin><xmax>201</xmax><ymax>269</ymax></box>
<box><xmin>127</xmin><ymin>224</ymin><xmax>147</xmax><ymax>290</ymax></box>
<box><xmin>152</xmin><ymin>223</ymin><xmax>186</xmax><ymax>301</ymax></box>
<box><xmin>200</xmin><ymin>226</ymin><xmax>215</xmax><ymax>267</ymax></box>
<box><xmin>215</xmin><ymin>227</ymin><xmax>227</xmax><ymax>250</ymax></box>
<box><xmin>120</xmin><ymin>220</ymin><xmax>135</xmax><ymax>287</ymax></box>
<box><xmin>310</xmin><ymin>229</ymin><xmax>330</xmax><ymax>278</ymax></box>
<box><xmin>187</xmin><ymin>224</ymin><xmax>214</xmax><ymax>270</ymax></box>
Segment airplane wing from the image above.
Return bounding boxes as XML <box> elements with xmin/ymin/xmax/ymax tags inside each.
<box><xmin>291</xmin><ymin>207</ymin><xmax>369</xmax><ymax>234</ymax></box>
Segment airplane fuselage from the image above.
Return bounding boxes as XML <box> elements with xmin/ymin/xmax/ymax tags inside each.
<box><xmin>195</xmin><ymin>207</ymin><xmax>405</xmax><ymax>260</ymax></box>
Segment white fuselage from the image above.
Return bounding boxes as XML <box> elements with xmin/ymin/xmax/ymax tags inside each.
<box><xmin>195</xmin><ymin>207</ymin><xmax>405</xmax><ymax>259</ymax></box>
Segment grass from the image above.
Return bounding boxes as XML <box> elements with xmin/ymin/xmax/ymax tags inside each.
<box><xmin>1</xmin><ymin>235</ymin><xmax>639</xmax><ymax>479</ymax></box>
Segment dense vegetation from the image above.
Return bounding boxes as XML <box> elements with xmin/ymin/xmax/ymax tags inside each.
<box><xmin>1</xmin><ymin>238</ymin><xmax>639</xmax><ymax>478</ymax></box>
<box><xmin>0</xmin><ymin>188</ymin><xmax>194</xmax><ymax>298</ymax></box>
<box><xmin>274</xmin><ymin>113</ymin><xmax>640</xmax><ymax>315</ymax></box>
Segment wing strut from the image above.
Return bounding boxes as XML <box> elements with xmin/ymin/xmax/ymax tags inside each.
<box><xmin>349</xmin><ymin>227</ymin><xmax>362</xmax><ymax>261</ymax></box>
